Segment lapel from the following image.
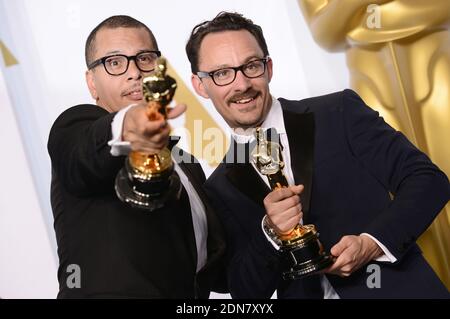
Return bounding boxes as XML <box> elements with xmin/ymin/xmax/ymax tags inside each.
<box><xmin>174</xmin><ymin>147</ymin><xmax>212</xmax><ymax>218</ymax></box>
<box><xmin>281</xmin><ymin>107</ymin><xmax>315</xmax><ymax>222</ymax></box>
<box><xmin>170</xmin><ymin>145</ymin><xmax>198</xmax><ymax>268</ymax></box>
<box><xmin>224</xmin><ymin>140</ymin><xmax>271</xmax><ymax>208</ymax></box>
<box><xmin>223</xmin><ymin>103</ymin><xmax>315</xmax><ymax>219</ymax></box>
<box><xmin>176</xmin><ymin>148</ymin><xmax>226</xmax><ymax>271</ymax></box>
<box><xmin>224</xmin><ymin>101</ymin><xmax>315</xmax><ymax>222</ymax></box>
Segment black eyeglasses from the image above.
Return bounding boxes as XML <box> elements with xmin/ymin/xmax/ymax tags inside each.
<box><xmin>88</xmin><ymin>50</ymin><xmax>161</xmax><ymax>76</ymax></box>
<box><xmin>197</xmin><ymin>57</ymin><xmax>269</xmax><ymax>86</ymax></box>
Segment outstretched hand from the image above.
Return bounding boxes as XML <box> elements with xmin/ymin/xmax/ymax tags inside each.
<box><xmin>122</xmin><ymin>102</ymin><xmax>186</xmax><ymax>154</ymax></box>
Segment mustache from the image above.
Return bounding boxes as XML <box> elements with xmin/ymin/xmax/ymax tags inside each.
<box><xmin>228</xmin><ymin>89</ymin><xmax>259</xmax><ymax>103</ymax></box>
<box><xmin>121</xmin><ymin>84</ymin><xmax>142</xmax><ymax>96</ymax></box>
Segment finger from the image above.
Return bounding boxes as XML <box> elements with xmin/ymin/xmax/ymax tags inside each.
<box><xmin>336</xmin><ymin>259</ymin><xmax>357</xmax><ymax>277</ymax></box>
<box><xmin>320</xmin><ymin>255</ymin><xmax>338</xmax><ymax>274</ymax></box>
<box><xmin>323</xmin><ymin>262</ymin><xmax>341</xmax><ymax>275</ymax></box>
<box><xmin>128</xmin><ymin>127</ymin><xmax>169</xmax><ymax>150</ymax></box>
<box><xmin>167</xmin><ymin>104</ymin><xmax>187</xmax><ymax>119</ymax></box>
<box><xmin>129</xmin><ymin>140</ymin><xmax>164</xmax><ymax>154</ymax></box>
<box><xmin>146</xmin><ymin>139</ymin><xmax>169</xmax><ymax>150</ymax></box>
<box><xmin>143</xmin><ymin>119</ymin><xmax>168</xmax><ymax>136</ymax></box>
<box><xmin>327</xmin><ymin>251</ymin><xmax>348</xmax><ymax>270</ymax></box>
<box><xmin>276</xmin><ymin>195</ymin><xmax>300</xmax><ymax>213</ymax></box>
<box><xmin>331</xmin><ymin>242</ymin><xmax>361</xmax><ymax>271</ymax></box>
<box><xmin>330</xmin><ymin>237</ymin><xmax>352</xmax><ymax>257</ymax></box>
<box><xmin>148</xmin><ymin>128</ymin><xmax>171</xmax><ymax>144</ymax></box>
<box><xmin>324</xmin><ymin>252</ymin><xmax>351</xmax><ymax>275</ymax></box>
<box><xmin>273</xmin><ymin>214</ymin><xmax>302</xmax><ymax>235</ymax></box>
<box><xmin>265</xmin><ymin>198</ymin><xmax>299</xmax><ymax>222</ymax></box>
<box><xmin>289</xmin><ymin>184</ymin><xmax>304</xmax><ymax>195</ymax></box>
<box><xmin>270</xmin><ymin>204</ymin><xmax>301</xmax><ymax>225</ymax></box>
<box><xmin>265</xmin><ymin>187</ymin><xmax>296</xmax><ymax>203</ymax></box>
<box><xmin>330</xmin><ymin>243</ymin><xmax>344</xmax><ymax>258</ymax></box>
<box><xmin>267</xmin><ymin>185</ymin><xmax>302</xmax><ymax>209</ymax></box>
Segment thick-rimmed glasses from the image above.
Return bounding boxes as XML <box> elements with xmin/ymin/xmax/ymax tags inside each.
<box><xmin>197</xmin><ymin>57</ymin><xmax>269</xmax><ymax>86</ymax></box>
<box><xmin>88</xmin><ymin>50</ymin><xmax>161</xmax><ymax>76</ymax></box>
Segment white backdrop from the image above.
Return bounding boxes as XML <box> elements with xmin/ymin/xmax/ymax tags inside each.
<box><xmin>0</xmin><ymin>0</ymin><xmax>348</xmax><ymax>298</ymax></box>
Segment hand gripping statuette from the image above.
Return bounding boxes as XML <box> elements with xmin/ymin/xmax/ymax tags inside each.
<box><xmin>115</xmin><ymin>57</ymin><xmax>181</xmax><ymax>211</ymax></box>
<box><xmin>252</xmin><ymin>127</ymin><xmax>333</xmax><ymax>279</ymax></box>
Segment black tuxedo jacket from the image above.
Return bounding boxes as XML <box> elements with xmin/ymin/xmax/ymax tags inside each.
<box><xmin>204</xmin><ymin>89</ymin><xmax>449</xmax><ymax>298</ymax></box>
<box><xmin>48</xmin><ymin>104</ymin><xmax>226</xmax><ymax>298</ymax></box>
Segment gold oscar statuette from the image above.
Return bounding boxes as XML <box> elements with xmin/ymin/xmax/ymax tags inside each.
<box><xmin>252</xmin><ymin>127</ymin><xmax>333</xmax><ymax>279</ymax></box>
<box><xmin>115</xmin><ymin>57</ymin><xmax>181</xmax><ymax>211</ymax></box>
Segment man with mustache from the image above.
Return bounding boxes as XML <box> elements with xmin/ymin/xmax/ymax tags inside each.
<box><xmin>48</xmin><ymin>15</ymin><xmax>225</xmax><ymax>298</ymax></box>
<box><xmin>186</xmin><ymin>12</ymin><xmax>449</xmax><ymax>298</ymax></box>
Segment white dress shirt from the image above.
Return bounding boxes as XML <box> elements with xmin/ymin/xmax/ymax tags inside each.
<box><xmin>232</xmin><ymin>96</ymin><xmax>397</xmax><ymax>299</ymax></box>
<box><xmin>108</xmin><ymin>105</ymin><xmax>208</xmax><ymax>273</ymax></box>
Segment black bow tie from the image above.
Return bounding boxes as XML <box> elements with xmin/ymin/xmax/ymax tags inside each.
<box><xmin>226</xmin><ymin>127</ymin><xmax>282</xmax><ymax>165</ymax></box>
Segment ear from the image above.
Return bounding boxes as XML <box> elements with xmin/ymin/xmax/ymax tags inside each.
<box><xmin>266</xmin><ymin>57</ymin><xmax>273</xmax><ymax>83</ymax></box>
<box><xmin>191</xmin><ymin>74</ymin><xmax>210</xmax><ymax>99</ymax></box>
<box><xmin>85</xmin><ymin>70</ymin><xmax>98</xmax><ymax>101</ymax></box>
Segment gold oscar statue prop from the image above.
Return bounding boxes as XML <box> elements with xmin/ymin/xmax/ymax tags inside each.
<box><xmin>252</xmin><ymin>127</ymin><xmax>333</xmax><ymax>279</ymax></box>
<box><xmin>115</xmin><ymin>57</ymin><xmax>181</xmax><ymax>211</ymax></box>
<box><xmin>298</xmin><ymin>0</ymin><xmax>450</xmax><ymax>287</ymax></box>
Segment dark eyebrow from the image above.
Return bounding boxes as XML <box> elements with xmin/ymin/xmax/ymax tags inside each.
<box><xmin>244</xmin><ymin>55</ymin><xmax>263</xmax><ymax>62</ymax></box>
<box><xmin>104</xmin><ymin>50</ymin><xmax>122</xmax><ymax>56</ymax></box>
<box><xmin>212</xmin><ymin>56</ymin><xmax>263</xmax><ymax>70</ymax></box>
<box><xmin>136</xmin><ymin>49</ymin><xmax>156</xmax><ymax>54</ymax></box>
<box><xmin>103</xmin><ymin>48</ymin><xmax>156</xmax><ymax>57</ymax></box>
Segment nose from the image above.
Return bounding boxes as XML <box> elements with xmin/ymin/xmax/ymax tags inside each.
<box><xmin>127</xmin><ymin>59</ymin><xmax>142</xmax><ymax>81</ymax></box>
<box><xmin>232</xmin><ymin>69</ymin><xmax>252</xmax><ymax>92</ymax></box>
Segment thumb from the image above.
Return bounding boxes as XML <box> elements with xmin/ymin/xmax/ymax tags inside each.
<box><xmin>167</xmin><ymin>103</ymin><xmax>187</xmax><ymax>119</ymax></box>
<box><xmin>290</xmin><ymin>184</ymin><xmax>304</xmax><ymax>195</ymax></box>
<box><xmin>330</xmin><ymin>238</ymin><xmax>348</xmax><ymax>257</ymax></box>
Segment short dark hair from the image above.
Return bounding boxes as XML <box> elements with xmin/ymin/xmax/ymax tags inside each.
<box><xmin>185</xmin><ymin>12</ymin><xmax>269</xmax><ymax>73</ymax></box>
<box><xmin>85</xmin><ymin>15</ymin><xmax>158</xmax><ymax>67</ymax></box>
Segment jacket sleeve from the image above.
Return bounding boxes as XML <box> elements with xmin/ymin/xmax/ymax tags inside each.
<box><xmin>47</xmin><ymin>104</ymin><xmax>125</xmax><ymax>196</ymax></box>
<box><xmin>341</xmin><ymin>89</ymin><xmax>450</xmax><ymax>260</ymax></box>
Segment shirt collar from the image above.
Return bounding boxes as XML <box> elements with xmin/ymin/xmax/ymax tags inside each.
<box><xmin>231</xmin><ymin>96</ymin><xmax>286</xmax><ymax>143</ymax></box>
